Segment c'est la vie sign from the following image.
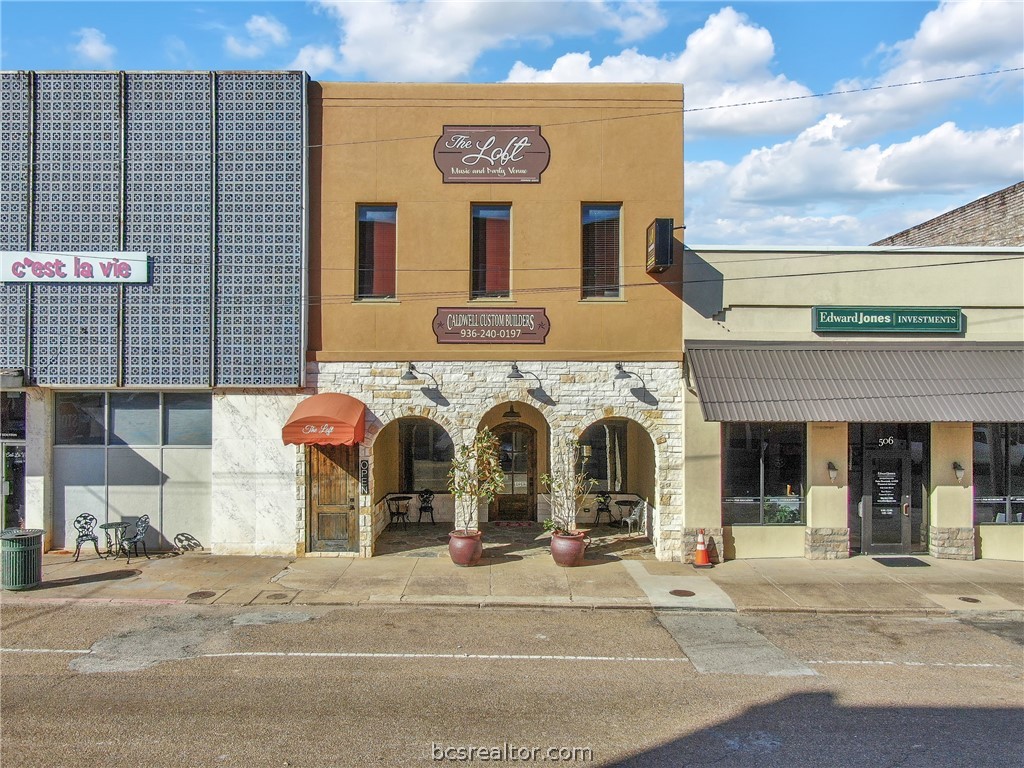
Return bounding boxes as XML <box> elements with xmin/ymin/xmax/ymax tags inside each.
<box><xmin>2</xmin><ymin>251</ymin><xmax>149</xmax><ymax>284</ymax></box>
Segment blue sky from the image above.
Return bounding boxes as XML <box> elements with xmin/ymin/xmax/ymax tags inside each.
<box><xmin>2</xmin><ymin>0</ymin><xmax>1021</xmax><ymax>245</ymax></box>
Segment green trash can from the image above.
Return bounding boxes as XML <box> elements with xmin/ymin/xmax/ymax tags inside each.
<box><xmin>1</xmin><ymin>528</ymin><xmax>45</xmax><ymax>591</ymax></box>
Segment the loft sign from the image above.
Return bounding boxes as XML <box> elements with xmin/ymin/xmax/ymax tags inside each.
<box><xmin>434</xmin><ymin>308</ymin><xmax>550</xmax><ymax>344</ymax></box>
<box><xmin>2</xmin><ymin>251</ymin><xmax>149</xmax><ymax>284</ymax></box>
<box><xmin>813</xmin><ymin>306</ymin><xmax>963</xmax><ymax>333</ymax></box>
<box><xmin>434</xmin><ymin>126</ymin><xmax>550</xmax><ymax>183</ymax></box>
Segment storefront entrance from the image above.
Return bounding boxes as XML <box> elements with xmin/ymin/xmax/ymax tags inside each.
<box><xmin>2</xmin><ymin>391</ymin><xmax>28</xmax><ymax>529</ymax></box>
<box><xmin>308</xmin><ymin>444</ymin><xmax>359</xmax><ymax>552</ymax></box>
<box><xmin>852</xmin><ymin>424</ymin><xmax>929</xmax><ymax>555</ymax></box>
<box><xmin>491</xmin><ymin>423</ymin><xmax>536</xmax><ymax>521</ymax></box>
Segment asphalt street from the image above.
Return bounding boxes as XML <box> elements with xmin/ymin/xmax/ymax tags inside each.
<box><xmin>1</xmin><ymin>602</ymin><xmax>1022</xmax><ymax>767</ymax></box>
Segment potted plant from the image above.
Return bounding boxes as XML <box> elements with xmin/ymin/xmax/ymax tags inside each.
<box><xmin>446</xmin><ymin>427</ymin><xmax>506</xmax><ymax>566</ymax></box>
<box><xmin>541</xmin><ymin>436</ymin><xmax>597</xmax><ymax>567</ymax></box>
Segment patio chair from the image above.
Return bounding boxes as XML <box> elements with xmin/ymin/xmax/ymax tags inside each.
<box><xmin>73</xmin><ymin>513</ymin><xmax>103</xmax><ymax>562</ymax></box>
<box><xmin>592</xmin><ymin>493</ymin><xmax>613</xmax><ymax>525</ymax></box>
<box><xmin>417</xmin><ymin>489</ymin><xmax>435</xmax><ymax>524</ymax></box>
<box><xmin>117</xmin><ymin>515</ymin><xmax>151</xmax><ymax>564</ymax></box>
<box><xmin>387</xmin><ymin>496</ymin><xmax>410</xmax><ymax>529</ymax></box>
<box><xmin>621</xmin><ymin>500</ymin><xmax>645</xmax><ymax>536</ymax></box>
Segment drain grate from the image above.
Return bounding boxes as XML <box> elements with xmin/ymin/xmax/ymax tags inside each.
<box><xmin>958</xmin><ymin>596</ymin><xmax>982</xmax><ymax>603</ymax></box>
<box><xmin>669</xmin><ymin>589</ymin><xmax>696</xmax><ymax>597</ymax></box>
<box><xmin>187</xmin><ymin>590</ymin><xmax>217</xmax><ymax>600</ymax></box>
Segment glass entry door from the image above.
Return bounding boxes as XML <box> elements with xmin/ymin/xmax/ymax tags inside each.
<box><xmin>862</xmin><ymin>451</ymin><xmax>912</xmax><ymax>554</ymax></box>
<box><xmin>490</xmin><ymin>424</ymin><xmax>536</xmax><ymax>521</ymax></box>
<box><xmin>2</xmin><ymin>443</ymin><xmax>27</xmax><ymax>530</ymax></box>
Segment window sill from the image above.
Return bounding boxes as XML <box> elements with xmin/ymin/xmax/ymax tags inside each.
<box><xmin>579</xmin><ymin>297</ymin><xmax>626</xmax><ymax>303</ymax></box>
<box><xmin>469</xmin><ymin>297</ymin><xmax>515</xmax><ymax>303</ymax></box>
<box><xmin>354</xmin><ymin>298</ymin><xmax>399</xmax><ymax>304</ymax></box>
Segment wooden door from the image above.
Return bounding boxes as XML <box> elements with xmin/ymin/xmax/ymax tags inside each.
<box><xmin>490</xmin><ymin>424</ymin><xmax>536</xmax><ymax>521</ymax></box>
<box><xmin>309</xmin><ymin>444</ymin><xmax>359</xmax><ymax>552</ymax></box>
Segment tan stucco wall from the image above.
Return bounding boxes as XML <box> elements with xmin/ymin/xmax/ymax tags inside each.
<box><xmin>310</xmin><ymin>82</ymin><xmax>684</xmax><ymax>362</ymax></box>
<box><xmin>929</xmin><ymin>422</ymin><xmax>974</xmax><ymax>529</ymax></box>
<box><xmin>683</xmin><ymin>246</ymin><xmax>1024</xmax><ymax>342</ymax></box>
<box><xmin>976</xmin><ymin>525</ymin><xmax>1024</xmax><ymax>560</ymax></box>
<box><xmin>806</xmin><ymin>423</ymin><xmax>848</xmax><ymax>528</ymax></box>
<box><xmin>682</xmin><ymin>387</ymin><xmax>722</xmax><ymax>530</ymax></box>
<box><xmin>724</xmin><ymin>526</ymin><xmax>805</xmax><ymax>559</ymax></box>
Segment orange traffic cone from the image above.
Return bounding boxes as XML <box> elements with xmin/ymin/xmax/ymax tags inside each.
<box><xmin>693</xmin><ymin>528</ymin><xmax>713</xmax><ymax>568</ymax></box>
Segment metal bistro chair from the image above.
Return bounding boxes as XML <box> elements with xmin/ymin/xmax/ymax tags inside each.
<box><xmin>621</xmin><ymin>499</ymin><xmax>646</xmax><ymax>537</ymax></box>
<box><xmin>73</xmin><ymin>513</ymin><xmax>103</xmax><ymax>562</ymax></box>
<box><xmin>117</xmin><ymin>515</ymin><xmax>151</xmax><ymax>564</ymax></box>
<box><xmin>592</xmin><ymin>493</ymin><xmax>613</xmax><ymax>525</ymax></box>
<box><xmin>417</xmin><ymin>489</ymin><xmax>435</xmax><ymax>524</ymax></box>
<box><xmin>387</xmin><ymin>496</ymin><xmax>410</xmax><ymax>530</ymax></box>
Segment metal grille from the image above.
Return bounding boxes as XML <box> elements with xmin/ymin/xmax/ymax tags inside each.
<box><xmin>31</xmin><ymin>73</ymin><xmax>120</xmax><ymax>386</ymax></box>
<box><xmin>213</xmin><ymin>72</ymin><xmax>304</xmax><ymax>386</ymax></box>
<box><xmin>0</xmin><ymin>72</ymin><xmax>30</xmax><ymax>370</ymax></box>
<box><xmin>123</xmin><ymin>73</ymin><xmax>213</xmax><ymax>385</ymax></box>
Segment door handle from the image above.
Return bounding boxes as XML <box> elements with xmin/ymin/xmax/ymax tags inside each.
<box><xmin>902</xmin><ymin>503</ymin><xmax>910</xmax><ymax>517</ymax></box>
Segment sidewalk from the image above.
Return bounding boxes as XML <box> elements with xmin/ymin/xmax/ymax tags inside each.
<box><xmin>2</xmin><ymin>548</ymin><xmax>1022</xmax><ymax>616</ymax></box>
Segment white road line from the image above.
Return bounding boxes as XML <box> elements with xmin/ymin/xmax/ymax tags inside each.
<box><xmin>1</xmin><ymin>648</ymin><xmax>91</xmax><ymax>654</ymax></box>
<box><xmin>808</xmin><ymin>660</ymin><xmax>1018</xmax><ymax>669</ymax></box>
<box><xmin>200</xmin><ymin>651</ymin><xmax>690</xmax><ymax>663</ymax></box>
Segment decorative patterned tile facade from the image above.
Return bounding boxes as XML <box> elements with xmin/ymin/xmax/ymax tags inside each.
<box><xmin>214</xmin><ymin>73</ymin><xmax>305</xmax><ymax>386</ymax></box>
<box><xmin>123</xmin><ymin>73</ymin><xmax>213</xmax><ymax>385</ymax></box>
<box><xmin>0</xmin><ymin>72</ymin><xmax>30</xmax><ymax>370</ymax></box>
<box><xmin>0</xmin><ymin>71</ymin><xmax>305</xmax><ymax>388</ymax></box>
<box><xmin>31</xmin><ymin>73</ymin><xmax>120</xmax><ymax>385</ymax></box>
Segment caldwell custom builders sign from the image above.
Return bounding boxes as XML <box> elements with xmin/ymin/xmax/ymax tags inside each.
<box><xmin>433</xmin><ymin>126</ymin><xmax>550</xmax><ymax>183</ymax></box>
<box><xmin>2</xmin><ymin>251</ymin><xmax>149</xmax><ymax>284</ymax></box>
<box><xmin>813</xmin><ymin>306</ymin><xmax>963</xmax><ymax>333</ymax></box>
<box><xmin>434</xmin><ymin>307</ymin><xmax>550</xmax><ymax>344</ymax></box>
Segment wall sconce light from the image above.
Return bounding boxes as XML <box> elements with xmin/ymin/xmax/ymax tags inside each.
<box><xmin>502</xmin><ymin>404</ymin><xmax>521</xmax><ymax>420</ymax></box>
<box><xmin>507</xmin><ymin>362</ymin><xmax>544</xmax><ymax>395</ymax></box>
<box><xmin>613</xmin><ymin>363</ymin><xmax>650</xmax><ymax>400</ymax></box>
<box><xmin>400</xmin><ymin>362</ymin><xmax>421</xmax><ymax>382</ymax></box>
<box><xmin>827</xmin><ymin>461</ymin><xmax>839</xmax><ymax>483</ymax></box>
<box><xmin>952</xmin><ymin>461</ymin><xmax>965</xmax><ymax>483</ymax></box>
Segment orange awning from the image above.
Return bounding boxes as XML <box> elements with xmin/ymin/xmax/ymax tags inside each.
<box><xmin>282</xmin><ymin>393</ymin><xmax>366</xmax><ymax>446</ymax></box>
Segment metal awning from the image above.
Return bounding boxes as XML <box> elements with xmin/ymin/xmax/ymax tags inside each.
<box><xmin>685</xmin><ymin>341</ymin><xmax>1024</xmax><ymax>423</ymax></box>
<box><xmin>282</xmin><ymin>393</ymin><xmax>366</xmax><ymax>445</ymax></box>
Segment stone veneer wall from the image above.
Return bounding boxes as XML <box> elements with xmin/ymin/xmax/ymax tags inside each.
<box><xmin>679</xmin><ymin>527</ymin><xmax>724</xmax><ymax>564</ymax></box>
<box><xmin>805</xmin><ymin>527</ymin><xmax>851</xmax><ymax>560</ymax></box>
<box><xmin>299</xmin><ymin>360</ymin><xmax>685</xmax><ymax>560</ymax></box>
<box><xmin>929</xmin><ymin>526</ymin><xmax>976</xmax><ymax>560</ymax></box>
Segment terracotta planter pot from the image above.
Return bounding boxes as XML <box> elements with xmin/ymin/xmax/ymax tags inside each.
<box><xmin>549</xmin><ymin>530</ymin><xmax>589</xmax><ymax>567</ymax></box>
<box><xmin>448</xmin><ymin>530</ymin><xmax>484</xmax><ymax>567</ymax></box>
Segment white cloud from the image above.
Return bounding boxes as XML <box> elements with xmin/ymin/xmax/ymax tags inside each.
<box><xmin>507</xmin><ymin>8</ymin><xmax>819</xmax><ymax>138</ymax></box>
<box><xmin>225</xmin><ymin>14</ymin><xmax>290</xmax><ymax>59</ymax></box>
<box><xmin>304</xmin><ymin>0</ymin><xmax>666</xmax><ymax>81</ymax></box>
<box><xmin>290</xmin><ymin>44</ymin><xmax>341</xmax><ymax>76</ymax></box>
<box><xmin>71</xmin><ymin>28</ymin><xmax>115</xmax><ymax>67</ymax></box>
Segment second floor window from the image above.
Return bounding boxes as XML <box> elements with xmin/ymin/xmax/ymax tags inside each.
<box><xmin>357</xmin><ymin>205</ymin><xmax>396</xmax><ymax>299</ymax></box>
<box><xmin>471</xmin><ymin>204</ymin><xmax>511</xmax><ymax>298</ymax></box>
<box><xmin>582</xmin><ymin>204</ymin><xmax>621</xmax><ymax>299</ymax></box>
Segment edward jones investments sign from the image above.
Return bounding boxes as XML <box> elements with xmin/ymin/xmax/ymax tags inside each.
<box><xmin>434</xmin><ymin>308</ymin><xmax>550</xmax><ymax>344</ymax></box>
<box><xmin>434</xmin><ymin>126</ymin><xmax>550</xmax><ymax>183</ymax></box>
<box><xmin>813</xmin><ymin>306</ymin><xmax>963</xmax><ymax>333</ymax></box>
<box><xmin>2</xmin><ymin>251</ymin><xmax>149</xmax><ymax>284</ymax></box>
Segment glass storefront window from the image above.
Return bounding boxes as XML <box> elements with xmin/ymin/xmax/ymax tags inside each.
<box><xmin>110</xmin><ymin>393</ymin><xmax>160</xmax><ymax>446</ymax></box>
<box><xmin>399</xmin><ymin>418</ymin><xmax>453</xmax><ymax>491</ymax></box>
<box><xmin>578</xmin><ymin>420</ymin><xmax>627</xmax><ymax>493</ymax></box>
<box><xmin>722</xmin><ymin>423</ymin><xmax>805</xmax><ymax>525</ymax></box>
<box><xmin>974</xmin><ymin>423</ymin><xmax>1024</xmax><ymax>524</ymax></box>
<box><xmin>1</xmin><ymin>391</ymin><xmax>27</xmax><ymax>440</ymax></box>
<box><xmin>55</xmin><ymin>393</ymin><xmax>105</xmax><ymax>445</ymax></box>
<box><xmin>164</xmin><ymin>393</ymin><xmax>213</xmax><ymax>446</ymax></box>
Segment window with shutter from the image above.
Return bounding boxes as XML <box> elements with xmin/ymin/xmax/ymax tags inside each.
<box><xmin>471</xmin><ymin>204</ymin><xmax>511</xmax><ymax>298</ymax></box>
<box><xmin>582</xmin><ymin>204</ymin><xmax>621</xmax><ymax>298</ymax></box>
<box><xmin>357</xmin><ymin>205</ymin><xmax>397</xmax><ymax>299</ymax></box>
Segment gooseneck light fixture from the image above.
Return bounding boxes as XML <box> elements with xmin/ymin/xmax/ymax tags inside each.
<box><xmin>827</xmin><ymin>461</ymin><xmax>839</xmax><ymax>483</ymax></box>
<box><xmin>400</xmin><ymin>362</ymin><xmax>441</xmax><ymax>390</ymax></box>
<box><xmin>952</xmin><ymin>461</ymin><xmax>966</xmax><ymax>483</ymax></box>
<box><xmin>507</xmin><ymin>362</ymin><xmax>543</xmax><ymax>391</ymax></box>
<box><xmin>613</xmin><ymin>362</ymin><xmax>649</xmax><ymax>400</ymax></box>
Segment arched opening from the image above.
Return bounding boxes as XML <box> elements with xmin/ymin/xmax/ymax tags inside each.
<box><xmin>578</xmin><ymin>417</ymin><xmax>657</xmax><ymax>532</ymax></box>
<box><xmin>480</xmin><ymin>401</ymin><xmax>550</xmax><ymax>523</ymax></box>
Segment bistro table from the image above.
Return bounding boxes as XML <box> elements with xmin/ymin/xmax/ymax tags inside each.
<box><xmin>611</xmin><ymin>500</ymin><xmax>637</xmax><ymax>527</ymax></box>
<box><xmin>99</xmin><ymin>521</ymin><xmax>130</xmax><ymax>558</ymax></box>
